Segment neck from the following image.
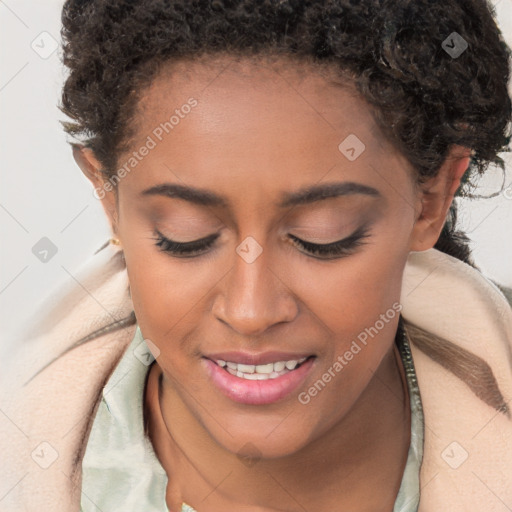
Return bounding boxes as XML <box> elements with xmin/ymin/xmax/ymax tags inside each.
<box><xmin>144</xmin><ymin>342</ymin><xmax>410</xmax><ymax>512</ymax></box>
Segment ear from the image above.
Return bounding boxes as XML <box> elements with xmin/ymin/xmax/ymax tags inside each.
<box><xmin>409</xmin><ymin>145</ymin><xmax>471</xmax><ymax>252</ymax></box>
<box><xmin>72</xmin><ymin>145</ymin><xmax>119</xmax><ymax>237</ymax></box>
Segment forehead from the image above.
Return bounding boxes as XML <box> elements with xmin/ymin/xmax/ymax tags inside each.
<box><xmin>120</xmin><ymin>55</ymin><xmax>413</xmax><ymax>202</ymax></box>
<box><xmin>136</xmin><ymin>54</ymin><xmax>380</xmax><ymax>140</ymax></box>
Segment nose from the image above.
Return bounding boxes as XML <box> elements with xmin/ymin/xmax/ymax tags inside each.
<box><xmin>212</xmin><ymin>244</ymin><xmax>298</xmax><ymax>337</ymax></box>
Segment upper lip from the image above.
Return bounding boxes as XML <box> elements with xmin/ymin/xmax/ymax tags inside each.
<box><xmin>204</xmin><ymin>351</ymin><xmax>314</xmax><ymax>365</ymax></box>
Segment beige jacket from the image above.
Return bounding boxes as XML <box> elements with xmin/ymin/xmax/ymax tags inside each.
<box><xmin>1</xmin><ymin>242</ymin><xmax>511</xmax><ymax>512</ymax></box>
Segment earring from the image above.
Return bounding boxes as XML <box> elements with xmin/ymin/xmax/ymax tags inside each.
<box><xmin>110</xmin><ymin>238</ymin><xmax>121</xmax><ymax>246</ymax></box>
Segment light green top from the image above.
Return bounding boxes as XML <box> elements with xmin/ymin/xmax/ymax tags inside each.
<box><xmin>81</xmin><ymin>320</ymin><xmax>424</xmax><ymax>512</ymax></box>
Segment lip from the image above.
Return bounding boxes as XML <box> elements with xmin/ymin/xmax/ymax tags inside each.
<box><xmin>204</xmin><ymin>350</ymin><xmax>314</xmax><ymax>366</ymax></box>
<box><xmin>202</xmin><ymin>356</ymin><xmax>316</xmax><ymax>405</ymax></box>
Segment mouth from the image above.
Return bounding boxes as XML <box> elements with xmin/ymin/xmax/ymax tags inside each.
<box><xmin>211</xmin><ymin>355</ymin><xmax>315</xmax><ymax>380</ymax></box>
<box><xmin>201</xmin><ymin>354</ymin><xmax>317</xmax><ymax>405</ymax></box>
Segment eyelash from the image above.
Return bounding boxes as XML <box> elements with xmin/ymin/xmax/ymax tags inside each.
<box><xmin>289</xmin><ymin>226</ymin><xmax>370</xmax><ymax>258</ymax></box>
<box><xmin>153</xmin><ymin>226</ymin><xmax>370</xmax><ymax>260</ymax></box>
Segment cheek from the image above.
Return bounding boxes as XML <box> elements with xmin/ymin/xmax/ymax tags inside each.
<box><xmin>122</xmin><ymin>247</ymin><xmax>210</xmax><ymax>392</ymax></box>
<box><xmin>278</xmin><ymin>229</ymin><xmax>408</xmax><ymax>338</ymax></box>
<box><xmin>120</xmin><ymin>230</ymin><xmax>231</xmax><ymax>354</ymax></box>
<box><xmin>287</xmin><ymin>239</ymin><xmax>406</xmax><ymax>423</ymax></box>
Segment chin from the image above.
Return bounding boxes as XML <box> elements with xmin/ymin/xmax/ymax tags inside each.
<box><xmin>210</xmin><ymin>422</ymin><xmax>314</xmax><ymax>461</ymax></box>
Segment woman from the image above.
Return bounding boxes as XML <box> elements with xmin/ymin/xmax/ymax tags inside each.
<box><xmin>1</xmin><ymin>0</ymin><xmax>512</xmax><ymax>511</ymax></box>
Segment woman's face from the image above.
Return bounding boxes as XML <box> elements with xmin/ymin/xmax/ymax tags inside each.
<box><xmin>84</xmin><ymin>56</ymin><xmax>455</xmax><ymax>457</ymax></box>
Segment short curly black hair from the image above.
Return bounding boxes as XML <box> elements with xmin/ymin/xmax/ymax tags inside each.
<box><xmin>59</xmin><ymin>0</ymin><xmax>512</xmax><ymax>264</ymax></box>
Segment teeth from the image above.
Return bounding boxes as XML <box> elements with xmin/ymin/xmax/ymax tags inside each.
<box><xmin>226</xmin><ymin>366</ymin><xmax>289</xmax><ymax>380</ymax></box>
<box><xmin>273</xmin><ymin>361</ymin><xmax>285</xmax><ymax>372</ymax></box>
<box><xmin>255</xmin><ymin>363</ymin><xmax>274</xmax><ymax>374</ymax></box>
<box><xmin>215</xmin><ymin>356</ymin><xmax>309</xmax><ymax>379</ymax></box>
<box><xmin>237</xmin><ymin>363</ymin><xmax>255</xmax><ymax>373</ymax></box>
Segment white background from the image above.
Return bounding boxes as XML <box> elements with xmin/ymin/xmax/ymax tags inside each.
<box><xmin>1</xmin><ymin>0</ymin><xmax>511</xmax><ymax>347</ymax></box>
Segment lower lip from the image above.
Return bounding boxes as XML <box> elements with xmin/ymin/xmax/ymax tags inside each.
<box><xmin>202</xmin><ymin>357</ymin><xmax>315</xmax><ymax>405</ymax></box>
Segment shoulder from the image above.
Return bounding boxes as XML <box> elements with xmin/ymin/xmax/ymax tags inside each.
<box><xmin>2</xmin><ymin>242</ymin><xmax>132</xmax><ymax>390</ymax></box>
<box><xmin>401</xmin><ymin>248</ymin><xmax>512</xmax><ymax>410</ymax></box>
<box><xmin>0</xmin><ymin>242</ymin><xmax>137</xmax><ymax>511</ymax></box>
<box><xmin>492</xmin><ymin>281</ymin><xmax>512</xmax><ymax>308</ymax></box>
<box><xmin>403</xmin><ymin>251</ymin><xmax>512</xmax><ymax>510</ymax></box>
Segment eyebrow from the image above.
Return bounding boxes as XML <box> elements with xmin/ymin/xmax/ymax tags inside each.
<box><xmin>140</xmin><ymin>181</ymin><xmax>380</xmax><ymax>208</ymax></box>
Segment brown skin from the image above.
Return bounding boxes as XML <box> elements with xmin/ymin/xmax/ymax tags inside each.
<box><xmin>74</xmin><ymin>56</ymin><xmax>470</xmax><ymax>511</ymax></box>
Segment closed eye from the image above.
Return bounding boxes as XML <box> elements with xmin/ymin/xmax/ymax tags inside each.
<box><xmin>153</xmin><ymin>230</ymin><xmax>219</xmax><ymax>257</ymax></box>
<box><xmin>288</xmin><ymin>225</ymin><xmax>370</xmax><ymax>259</ymax></box>
<box><xmin>152</xmin><ymin>225</ymin><xmax>371</xmax><ymax>259</ymax></box>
